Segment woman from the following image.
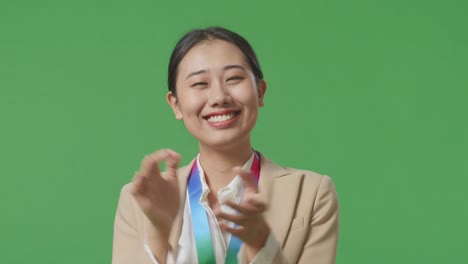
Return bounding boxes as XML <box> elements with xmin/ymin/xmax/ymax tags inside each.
<box><xmin>112</xmin><ymin>27</ymin><xmax>339</xmax><ymax>264</ymax></box>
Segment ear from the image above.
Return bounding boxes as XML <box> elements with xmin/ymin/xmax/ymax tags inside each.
<box><xmin>167</xmin><ymin>91</ymin><xmax>183</xmax><ymax>120</ymax></box>
<box><xmin>258</xmin><ymin>79</ymin><xmax>267</xmax><ymax>107</ymax></box>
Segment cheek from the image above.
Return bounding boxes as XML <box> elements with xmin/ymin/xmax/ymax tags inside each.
<box><xmin>232</xmin><ymin>86</ymin><xmax>259</xmax><ymax>107</ymax></box>
<box><xmin>178</xmin><ymin>91</ymin><xmax>206</xmax><ymax>115</ymax></box>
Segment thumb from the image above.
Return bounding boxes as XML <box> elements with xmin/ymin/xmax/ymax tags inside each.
<box><xmin>234</xmin><ymin>167</ymin><xmax>258</xmax><ymax>193</ymax></box>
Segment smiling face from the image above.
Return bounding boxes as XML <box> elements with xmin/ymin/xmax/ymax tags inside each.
<box><xmin>167</xmin><ymin>39</ymin><xmax>266</xmax><ymax>150</ymax></box>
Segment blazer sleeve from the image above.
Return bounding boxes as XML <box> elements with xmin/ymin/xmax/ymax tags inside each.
<box><xmin>112</xmin><ymin>184</ymin><xmax>155</xmax><ymax>264</ymax></box>
<box><xmin>298</xmin><ymin>175</ymin><xmax>339</xmax><ymax>264</ymax></box>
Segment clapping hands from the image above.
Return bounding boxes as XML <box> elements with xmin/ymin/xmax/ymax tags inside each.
<box><xmin>131</xmin><ymin>149</ymin><xmax>181</xmax><ymax>237</ymax></box>
<box><xmin>215</xmin><ymin>167</ymin><xmax>271</xmax><ymax>259</ymax></box>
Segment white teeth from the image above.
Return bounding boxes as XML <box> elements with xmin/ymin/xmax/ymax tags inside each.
<box><xmin>207</xmin><ymin>113</ymin><xmax>235</xmax><ymax>122</ymax></box>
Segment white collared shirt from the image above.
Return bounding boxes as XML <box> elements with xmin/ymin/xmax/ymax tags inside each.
<box><xmin>144</xmin><ymin>153</ymin><xmax>280</xmax><ymax>263</ymax></box>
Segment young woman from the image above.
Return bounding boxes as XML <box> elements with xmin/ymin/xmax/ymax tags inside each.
<box><xmin>112</xmin><ymin>27</ymin><xmax>339</xmax><ymax>264</ymax></box>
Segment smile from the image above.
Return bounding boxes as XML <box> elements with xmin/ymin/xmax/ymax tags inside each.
<box><xmin>207</xmin><ymin>113</ymin><xmax>237</xmax><ymax>122</ymax></box>
<box><xmin>203</xmin><ymin>110</ymin><xmax>241</xmax><ymax>128</ymax></box>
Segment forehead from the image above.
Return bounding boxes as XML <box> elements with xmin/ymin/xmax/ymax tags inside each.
<box><xmin>177</xmin><ymin>39</ymin><xmax>250</xmax><ymax>76</ymax></box>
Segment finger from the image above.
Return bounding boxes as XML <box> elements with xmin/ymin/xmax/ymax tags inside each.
<box><xmin>141</xmin><ymin>150</ymin><xmax>170</xmax><ymax>175</ymax></box>
<box><xmin>242</xmin><ymin>195</ymin><xmax>267</xmax><ymax>211</ymax></box>
<box><xmin>219</xmin><ymin>221</ymin><xmax>245</xmax><ymax>237</ymax></box>
<box><xmin>131</xmin><ymin>172</ymin><xmax>147</xmax><ymax>196</ymax></box>
<box><xmin>233</xmin><ymin>167</ymin><xmax>258</xmax><ymax>193</ymax></box>
<box><xmin>164</xmin><ymin>149</ymin><xmax>181</xmax><ymax>176</ymax></box>
<box><xmin>216</xmin><ymin>210</ymin><xmax>247</xmax><ymax>225</ymax></box>
<box><xmin>141</xmin><ymin>155</ymin><xmax>160</xmax><ymax>176</ymax></box>
<box><xmin>224</xmin><ymin>199</ymin><xmax>265</xmax><ymax>214</ymax></box>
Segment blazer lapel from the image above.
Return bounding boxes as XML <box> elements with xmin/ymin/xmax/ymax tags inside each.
<box><xmin>169</xmin><ymin>159</ymin><xmax>194</xmax><ymax>256</ymax></box>
<box><xmin>258</xmin><ymin>153</ymin><xmax>302</xmax><ymax>247</ymax></box>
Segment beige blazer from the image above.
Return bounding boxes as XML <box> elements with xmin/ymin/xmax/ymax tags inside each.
<box><xmin>112</xmin><ymin>153</ymin><xmax>339</xmax><ymax>264</ymax></box>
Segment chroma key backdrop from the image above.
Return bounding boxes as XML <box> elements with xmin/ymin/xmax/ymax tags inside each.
<box><xmin>1</xmin><ymin>0</ymin><xmax>467</xmax><ymax>263</ymax></box>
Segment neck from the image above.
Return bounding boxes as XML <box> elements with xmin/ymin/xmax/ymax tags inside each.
<box><xmin>198</xmin><ymin>139</ymin><xmax>253</xmax><ymax>190</ymax></box>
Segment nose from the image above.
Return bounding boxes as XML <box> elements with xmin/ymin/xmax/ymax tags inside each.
<box><xmin>208</xmin><ymin>81</ymin><xmax>232</xmax><ymax>107</ymax></box>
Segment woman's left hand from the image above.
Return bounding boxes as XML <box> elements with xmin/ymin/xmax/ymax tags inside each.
<box><xmin>215</xmin><ymin>167</ymin><xmax>270</xmax><ymax>259</ymax></box>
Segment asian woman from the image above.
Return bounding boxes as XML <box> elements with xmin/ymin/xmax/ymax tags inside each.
<box><xmin>112</xmin><ymin>27</ymin><xmax>339</xmax><ymax>264</ymax></box>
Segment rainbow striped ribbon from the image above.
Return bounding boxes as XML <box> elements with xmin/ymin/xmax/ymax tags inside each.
<box><xmin>188</xmin><ymin>152</ymin><xmax>261</xmax><ymax>264</ymax></box>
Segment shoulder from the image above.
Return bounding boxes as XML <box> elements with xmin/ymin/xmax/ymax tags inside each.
<box><xmin>260</xmin><ymin>152</ymin><xmax>336</xmax><ymax>191</ymax></box>
<box><xmin>286</xmin><ymin>167</ymin><xmax>336</xmax><ymax>192</ymax></box>
<box><xmin>260</xmin><ymin>153</ymin><xmax>338</xmax><ymax>212</ymax></box>
<box><xmin>121</xmin><ymin>181</ymin><xmax>134</xmax><ymax>193</ymax></box>
<box><xmin>283</xmin><ymin>167</ymin><xmax>337</xmax><ymax>204</ymax></box>
<box><xmin>114</xmin><ymin>182</ymin><xmax>149</xmax><ymax>235</ymax></box>
<box><xmin>284</xmin><ymin>166</ymin><xmax>329</xmax><ymax>181</ymax></box>
<box><xmin>116</xmin><ymin>182</ymin><xmax>144</xmax><ymax>220</ymax></box>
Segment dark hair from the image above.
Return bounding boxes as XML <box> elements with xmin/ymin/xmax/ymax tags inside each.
<box><xmin>168</xmin><ymin>27</ymin><xmax>263</xmax><ymax>95</ymax></box>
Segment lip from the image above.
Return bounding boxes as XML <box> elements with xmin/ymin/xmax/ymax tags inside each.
<box><xmin>203</xmin><ymin>109</ymin><xmax>241</xmax><ymax>129</ymax></box>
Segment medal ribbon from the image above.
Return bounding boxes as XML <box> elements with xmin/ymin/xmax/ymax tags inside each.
<box><xmin>188</xmin><ymin>152</ymin><xmax>261</xmax><ymax>264</ymax></box>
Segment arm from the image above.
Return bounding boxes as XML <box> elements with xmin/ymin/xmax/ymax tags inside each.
<box><xmin>245</xmin><ymin>175</ymin><xmax>339</xmax><ymax>264</ymax></box>
<box><xmin>112</xmin><ymin>184</ymin><xmax>156</xmax><ymax>264</ymax></box>
<box><xmin>238</xmin><ymin>231</ymin><xmax>288</xmax><ymax>264</ymax></box>
<box><xmin>297</xmin><ymin>175</ymin><xmax>339</xmax><ymax>264</ymax></box>
<box><xmin>113</xmin><ymin>149</ymin><xmax>182</xmax><ymax>264</ymax></box>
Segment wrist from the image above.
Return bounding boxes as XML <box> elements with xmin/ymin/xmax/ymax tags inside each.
<box><xmin>243</xmin><ymin>225</ymin><xmax>270</xmax><ymax>260</ymax></box>
<box><xmin>146</xmin><ymin>223</ymin><xmax>171</xmax><ymax>263</ymax></box>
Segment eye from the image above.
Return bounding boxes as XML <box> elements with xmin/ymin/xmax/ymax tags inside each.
<box><xmin>191</xmin><ymin>82</ymin><xmax>208</xmax><ymax>88</ymax></box>
<box><xmin>226</xmin><ymin>76</ymin><xmax>244</xmax><ymax>83</ymax></box>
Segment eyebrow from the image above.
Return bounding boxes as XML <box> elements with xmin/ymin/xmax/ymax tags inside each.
<box><xmin>185</xmin><ymin>69</ymin><xmax>207</xmax><ymax>80</ymax></box>
<box><xmin>224</xmin><ymin>64</ymin><xmax>246</xmax><ymax>71</ymax></box>
<box><xmin>185</xmin><ymin>65</ymin><xmax>246</xmax><ymax>80</ymax></box>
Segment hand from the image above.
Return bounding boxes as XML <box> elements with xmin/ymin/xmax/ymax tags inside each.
<box><xmin>131</xmin><ymin>149</ymin><xmax>181</xmax><ymax>238</ymax></box>
<box><xmin>215</xmin><ymin>167</ymin><xmax>270</xmax><ymax>258</ymax></box>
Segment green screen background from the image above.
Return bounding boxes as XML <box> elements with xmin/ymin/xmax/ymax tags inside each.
<box><xmin>1</xmin><ymin>0</ymin><xmax>467</xmax><ymax>263</ymax></box>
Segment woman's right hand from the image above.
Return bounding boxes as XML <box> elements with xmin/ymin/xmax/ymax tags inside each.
<box><xmin>131</xmin><ymin>149</ymin><xmax>181</xmax><ymax>238</ymax></box>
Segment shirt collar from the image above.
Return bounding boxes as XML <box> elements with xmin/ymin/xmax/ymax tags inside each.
<box><xmin>195</xmin><ymin>153</ymin><xmax>255</xmax><ymax>201</ymax></box>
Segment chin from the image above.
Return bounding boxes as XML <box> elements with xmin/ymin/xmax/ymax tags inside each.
<box><xmin>197</xmin><ymin>131</ymin><xmax>251</xmax><ymax>150</ymax></box>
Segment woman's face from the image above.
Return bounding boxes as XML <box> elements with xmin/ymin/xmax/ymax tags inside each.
<box><xmin>167</xmin><ymin>39</ymin><xmax>266</xmax><ymax>149</ymax></box>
